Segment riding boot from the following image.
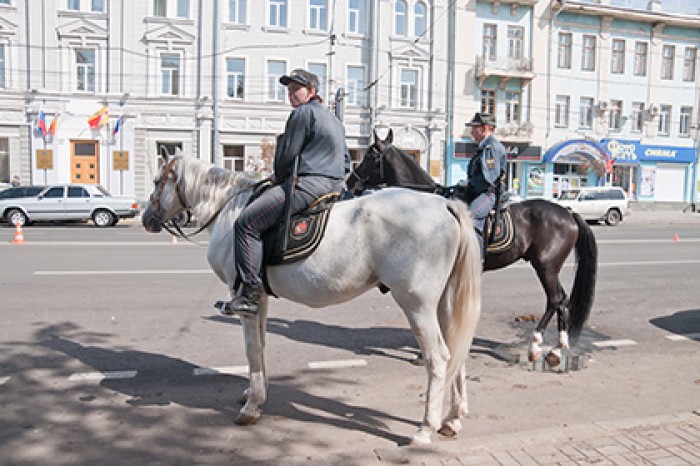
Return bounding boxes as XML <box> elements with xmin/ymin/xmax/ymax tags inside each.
<box><xmin>226</xmin><ymin>283</ymin><xmax>263</xmax><ymax>317</ymax></box>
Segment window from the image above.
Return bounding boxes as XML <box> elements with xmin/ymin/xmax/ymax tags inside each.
<box><xmin>92</xmin><ymin>0</ymin><xmax>105</xmax><ymax>11</ymax></box>
<box><xmin>555</xmin><ymin>95</ymin><xmax>570</xmax><ymax>127</ymax></box>
<box><xmin>268</xmin><ymin>0</ymin><xmax>287</xmax><ymax>28</ymax></box>
<box><xmin>579</xmin><ymin>97</ymin><xmax>594</xmax><ymax>129</ymax></box>
<box><xmin>679</xmin><ymin>106</ymin><xmax>692</xmax><ymax>136</ymax></box>
<box><xmin>399</xmin><ymin>69</ymin><xmax>418</xmax><ymax>108</ymax></box>
<box><xmin>508</xmin><ymin>27</ymin><xmax>524</xmax><ymax>61</ymax></box>
<box><xmin>223</xmin><ymin>145</ymin><xmax>245</xmax><ymax>172</ymax></box>
<box><xmin>483</xmin><ymin>24</ymin><xmax>497</xmax><ymax>61</ymax></box>
<box><xmin>228</xmin><ymin>0</ymin><xmax>246</xmax><ymax>24</ymax></box>
<box><xmin>153</xmin><ymin>0</ymin><xmax>189</xmax><ymax>18</ymax></box>
<box><xmin>0</xmin><ymin>45</ymin><xmax>5</xmax><ymax>89</ymax></box>
<box><xmin>504</xmin><ymin>91</ymin><xmax>521</xmax><ymax>124</ymax></box>
<box><xmin>611</xmin><ymin>39</ymin><xmax>625</xmax><ymax>74</ymax></box>
<box><xmin>44</xmin><ymin>187</ymin><xmax>65</xmax><ymax>198</ymax></box>
<box><xmin>309</xmin><ymin>0</ymin><xmax>327</xmax><ymax>31</ymax></box>
<box><xmin>582</xmin><ymin>35</ymin><xmax>596</xmax><ymax>71</ymax></box>
<box><xmin>632</xmin><ymin>41</ymin><xmax>647</xmax><ymax>77</ymax></box>
<box><xmin>609</xmin><ymin>100</ymin><xmax>622</xmax><ymax>131</ymax></box>
<box><xmin>558</xmin><ymin>32</ymin><xmax>572</xmax><ymax>69</ymax></box>
<box><xmin>348</xmin><ymin>0</ymin><xmax>366</xmax><ymax>35</ymax></box>
<box><xmin>68</xmin><ymin>186</ymin><xmax>90</xmax><ymax>198</ymax></box>
<box><xmin>346</xmin><ymin>66</ymin><xmax>365</xmax><ymax>106</ymax></box>
<box><xmin>308</xmin><ymin>63</ymin><xmax>327</xmax><ymax>100</ymax></box>
<box><xmin>631</xmin><ymin>102</ymin><xmax>644</xmax><ymax>132</ymax></box>
<box><xmin>683</xmin><ymin>47</ymin><xmax>696</xmax><ymax>82</ymax></box>
<box><xmin>661</xmin><ymin>45</ymin><xmax>674</xmax><ymax>80</ymax></box>
<box><xmin>394</xmin><ymin>0</ymin><xmax>407</xmax><ymax>36</ymax></box>
<box><xmin>267</xmin><ymin>60</ymin><xmax>286</xmax><ymax>102</ymax></box>
<box><xmin>0</xmin><ymin>138</ymin><xmax>8</xmax><ymax>184</ymax></box>
<box><xmin>156</xmin><ymin>142</ymin><xmax>182</xmax><ymax>168</ymax></box>
<box><xmin>67</xmin><ymin>0</ymin><xmax>80</xmax><ymax>10</ymax></box>
<box><xmin>481</xmin><ymin>89</ymin><xmax>495</xmax><ymax>115</ymax></box>
<box><xmin>226</xmin><ymin>58</ymin><xmax>245</xmax><ymax>99</ymax></box>
<box><xmin>414</xmin><ymin>2</ymin><xmax>427</xmax><ymax>38</ymax></box>
<box><xmin>66</xmin><ymin>0</ymin><xmax>104</xmax><ymax>11</ymax></box>
<box><xmin>161</xmin><ymin>54</ymin><xmax>180</xmax><ymax>96</ymax></box>
<box><xmin>76</xmin><ymin>49</ymin><xmax>95</xmax><ymax>92</ymax></box>
<box><xmin>658</xmin><ymin>105</ymin><xmax>671</xmax><ymax>136</ymax></box>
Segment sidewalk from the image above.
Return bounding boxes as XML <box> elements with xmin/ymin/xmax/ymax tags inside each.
<box><xmin>624</xmin><ymin>207</ymin><xmax>700</xmax><ymax>226</ymax></box>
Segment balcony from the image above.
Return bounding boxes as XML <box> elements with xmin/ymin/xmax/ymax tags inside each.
<box><xmin>475</xmin><ymin>55</ymin><xmax>535</xmax><ymax>89</ymax></box>
<box><xmin>495</xmin><ymin>122</ymin><xmax>534</xmax><ymax>143</ymax></box>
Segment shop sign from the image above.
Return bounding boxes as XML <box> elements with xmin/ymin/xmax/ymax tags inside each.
<box><xmin>602</xmin><ymin>139</ymin><xmax>696</xmax><ymax>164</ymax></box>
<box><xmin>454</xmin><ymin>141</ymin><xmax>541</xmax><ymax>160</ymax></box>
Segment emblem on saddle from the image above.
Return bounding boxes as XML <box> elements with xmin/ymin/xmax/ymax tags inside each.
<box><xmin>485</xmin><ymin>207</ymin><xmax>514</xmax><ymax>253</ymax></box>
<box><xmin>262</xmin><ymin>192</ymin><xmax>340</xmax><ymax>266</ymax></box>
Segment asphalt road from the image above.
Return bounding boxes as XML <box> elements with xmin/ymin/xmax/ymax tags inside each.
<box><xmin>0</xmin><ymin>217</ymin><xmax>699</xmax><ymax>465</ymax></box>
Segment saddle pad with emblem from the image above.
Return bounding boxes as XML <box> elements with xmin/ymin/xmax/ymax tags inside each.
<box><xmin>486</xmin><ymin>208</ymin><xmax>514</xmax><ymax>254</ymax></box>
<box><xmin>263</xmin><ymin>192</ymin><xmax>340</xmax><ymax>266</ymax></box>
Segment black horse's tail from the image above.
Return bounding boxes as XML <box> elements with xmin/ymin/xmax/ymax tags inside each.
<box><xmin>568</xmin><ymin>213</ymin><xmax>598</xmax><ymax>342</ymax></box>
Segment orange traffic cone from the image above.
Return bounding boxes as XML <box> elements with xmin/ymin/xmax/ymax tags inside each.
<box><xmin>171</xmin><ymin>235</ymin><xmax>178</xmax><ymax>245</ymax></box>
<box><xmin>673</xmin><ymin>233</ymin><xmax>679</xmax><ymax>241</ymax></box>
<box><xmin>11</xmin><ymin>222</ymin><xmax>26</xmax><ymax>244</ymax></box>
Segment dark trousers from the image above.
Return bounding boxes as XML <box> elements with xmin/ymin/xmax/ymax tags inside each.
<box><xmin>234</xmin><ymin>176</ymin><xmax>343</xmax><ymax>287</ymax></box>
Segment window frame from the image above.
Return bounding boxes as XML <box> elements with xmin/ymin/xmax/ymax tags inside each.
<box><xmin>611</xmin><ymin>39</ymin><xmax>625</xmax><ymax>74</ymax></box>
<box><xmin>75</xmin><ymin>48</ymin><xmax>96</xmax><ymax>93</ymax></box>
<box><xmin>609</xmin><ymin>100</ymin><xmax>622</xmax><ymax>131</ymax></box>
<box><xmin>481</xmin><ymin>89</ymin><xmax>496</xmax><ymax>115</ymax></box>
<box><xmin>0</xmin><ymin>44</ymin><xmax>6</xmax><ymax>90</ymax></box>
<box><xmin>160</xmin><ymin>52</ymin><xmax>182</xmax><ymax>96</ymax></box>
<box><xmin>346</xmin><ymin>65</ymin><xmax>366</xmax><ymax>106</ymax></box>
<box><xmin>679</xmin><ymin>106</ymin><xmax>692</xmax><ymax>137</ymax></box>
<box><xmin>631</xmin><ymin>102</ymin><xmax>645</xmax><ymax>132</ymax></box>
<box><xmin>399</xmin><ymin>68</ymin><xmax>419</xmax><ymax>109</ymax></box>
<box><xmin>226</xmin><ymin>57</ymin><xmax>245</xmax><ymax>100</ymax></box>
<box><xmin>579</xmin><ymin>96</ymin><xmax>594</xmax><ymax>129</ymax></box>
<box><xmin>308</xmin><ymin>0</ymin><xmax>328</xmax><ymax>32</ymax></box>
<box><xmin>268</xmin><ymin>0</ymin><xmax>288</xmax><ymax>28</ymax></box>
<box><xmin>683</xmin><ymin>47</ymin><xmax>696</xmax><ymax>82</ymax></box>
<box><xmin>581</xmin><ymin>35</ymin><xmax>596</xmax><ymax>71</ymax></box>
<box><xmin>555</xmin><ymin>95</ymin><xmax>570</xmax><ymax>128</ymax></box>
<box><xmin>504</xmin><ymin>90</ymin><xmax>521</xmax><ymax>125</ymax></box>
<box><xmin>508</xmin><ymin>26</ymin><xmax>524</xmax><ymax>61</ymax></box>
<box><xmin>308</xmin><ymin>62</ymin><xmax>327</xmax><ymax>101</ymax></box>
<box><xmin>228</xmin><ymin>0</ymin><xmax>247</xmax><ymax>24</ymax></box>
<box><xmin>414</xmin><ymin>1</ymin><xmax>427</xmax><ymax>39</ymax></box>
<box><xmin>661</xmin><ymin>45</ymin><xmax>675</xmax><ymax>80</ymax></box>
<box><xmin>266</xmin><ymin>59</ymin><xmax>287</xmax><ymax>102</ymax></box>
<box><xmin>634</xmin><ymin>41</ymin><xmax>648</xmax><ymax>77</ymax></box>
<box><xmin>394</xmin><ymin>0</ymin><xmax>407</xmax><ymax>37</ymax></box>
<box><xmin>658</xmin><ymin>105</ymin><xmax>671</xmax><ymax>136</ymax></box>
<box><xmin>483</xmin><ymin>24</ymin><xmax>497</xmax><ymax>62</ymax></box>
<box><xmin>347</xmin><ymin>0</ymin><xmax>366</xmax><ymax>36</ymax></box>
<box><xmin>558</xmin><ymin>32</ymin><xmax>572</xmax><ymax>69</ymax></box>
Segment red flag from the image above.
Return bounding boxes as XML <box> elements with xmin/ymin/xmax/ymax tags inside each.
<box><xmin>87</xmin><ymin>106</ymin><xmax>109</xmax><ymax>129</ymax></box>
<box><xmin>49</xmin><ymin>113</ymin><xmax>59</xmax><ymax>136</ymax></box>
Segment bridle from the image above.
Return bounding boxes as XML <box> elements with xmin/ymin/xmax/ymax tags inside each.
<box><xmin>348</xmin><ymin>144</ymin><xmax>385</xmax><ymax>192</ymax></box>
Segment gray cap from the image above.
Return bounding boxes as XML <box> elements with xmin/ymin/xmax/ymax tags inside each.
<box><xmin>279</xmin><ymin>69</ymin><xmax>320</xmax><ymax>89</ymax></box>
<box><xmin>466</xmin><ymin>112</ymin><xmax>497</xmax><ymax>127</ymax></box>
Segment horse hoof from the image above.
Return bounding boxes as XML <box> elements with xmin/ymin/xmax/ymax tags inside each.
<box><xmin>438</xmin><ymin>424</ymin><xmax>458</xmax><ymax>438</ymax></box>
<box><xmin>410</xmin><ymin>429</ymin><xmax>432</xmax><ymax>445</ymax></box>
<box><xmin>234</xmin><ymin>411</ymin><xmax>259</xmax><ymax>426</ymax></box>
<box><xmin>545</xmin><ymin>352</ymin><xmax>561</xmax><ymax>367</ymax></box>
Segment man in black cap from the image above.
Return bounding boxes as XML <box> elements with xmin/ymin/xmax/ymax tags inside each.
<box><xmin>458</xmin><ymin>112</ymin><xmax>507</xmax><ymax>261</ymax></box>
<box><xmin>225</xmin><ymin>68</ymin><xmax>346</xmax><ymax>317</ymax></box>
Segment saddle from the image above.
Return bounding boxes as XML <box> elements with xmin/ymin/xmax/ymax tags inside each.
<box><xmin>485</xmin><ymin>206</ymin><xmax>514</xmax><ymax>253</ymax></box>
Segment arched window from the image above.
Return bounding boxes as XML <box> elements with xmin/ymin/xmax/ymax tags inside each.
<box><xmin>395</xmin><ymin>0</ymin><xmax>407</xmax><ymax>36</ymax></box>
<box><xmin>414</xmin><ymin>2</ymin><xmax>427</xmax><ymax>38</ymax></box>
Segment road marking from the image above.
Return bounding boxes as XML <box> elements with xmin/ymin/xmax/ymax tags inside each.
<box><xmin>598</xmin><ymin>239</ymin><xmax>700</xmax><ymax>244</ymax></box>
<box><xmin>35</xmin><ymin>270</ymin><xmax>212</xmax><ymax>276</ymax></box>
<box><xmin>308</xmin><ymin>359</ymin><xmax>368</xmax><ymax>370</ymax></box>
<box><xmin>593</xmin><ymin>339</ymin><xmax>637</xmax><ymax>348</ymax></box>
<box><xmin>0</xmin><ymin>376</ymin><xmax>10</xmax><ymax>385</ymax></box>
<box><xmin>193</xmin><ymin>366</ymin><xmax>248</xmax><ymax>376</ymax></box>
<box><xmin>68</xmin><ymin>370</ymin><xmax>137</xmax><ymax>381</ymax></box>
<box><xmin>666</xmin><ymin>333</ymin><xmax>700</xmax><ymax>342</ymax></box>
<box><xmin>0</xmin><ymin>241</ymin><xmax>203</xmax><ymax>247</ymax></box>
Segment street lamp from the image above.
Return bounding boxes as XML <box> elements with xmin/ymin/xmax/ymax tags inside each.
<box><xmin>690</xmin><ymin>124</ymin><xmax>700</xmax><ymax>212</ymax></box>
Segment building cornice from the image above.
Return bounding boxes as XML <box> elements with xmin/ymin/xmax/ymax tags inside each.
<box><xmin>553</xmin><ymin>0</ymin><xmax>700</xmax><ymax>29</ymax></box>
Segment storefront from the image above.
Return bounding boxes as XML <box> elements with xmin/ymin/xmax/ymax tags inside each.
<box><xmin>541</xmin><ymin>139</ymin><xmax>609</xmax><ymax>199</ymax></box>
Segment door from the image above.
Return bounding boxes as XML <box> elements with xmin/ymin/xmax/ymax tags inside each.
<box><xmin>25</xmin><ymin>186</ymin><xmax>66</xmax><ymax>220</ymax></box>
<box><xmin>64</xmin><ymin>185</ymin><xmax>92</xmax><ymax>220</ymax></box>
<box><xmin>71</xmin><ymin>140</ymin><xmax>99</xmax><ymax>184</ymax></box>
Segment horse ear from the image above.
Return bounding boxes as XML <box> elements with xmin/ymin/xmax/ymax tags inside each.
<box><xmin>373</xmin><ymin>129</ymin><xmax>380</xmax><ymax>144</ymax></box>
<box><xmin>159</xmin><ymin>145</ymin><xmax>171</xmax><ymax>162</ymax></box>
<box><xmin>386</xmin><ymin>129</ymin><xmax>394</xmax><ymax>145</ymax></box>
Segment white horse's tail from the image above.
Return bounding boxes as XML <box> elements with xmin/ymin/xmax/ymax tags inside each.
<box><xmin>442</xmin><ymin>200</ymin><xmax>482</xmax><ymax>386</ymax></box>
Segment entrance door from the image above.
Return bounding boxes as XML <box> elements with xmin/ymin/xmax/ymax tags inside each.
<box><xmin>71</xmin><ymin>140</ymin><xmax>99</xmax><ymax>184</ymax></box>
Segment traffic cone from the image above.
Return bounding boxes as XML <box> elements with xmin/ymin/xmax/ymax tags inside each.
<box><xmin>11</xmin><ymin>223</ymin><xmax>26</xmax><ymax>244</ymax></box>
<box><xmin>171</xmin><ymin>235</ymin><xmax>177</xmax><ymax>245</ymax></box>
<box><xmin>673</xmin><ymin>233</ymin><xmax>679</xmax><ymax>241</ymax></box>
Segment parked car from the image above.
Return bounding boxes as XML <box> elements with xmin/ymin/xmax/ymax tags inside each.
<box><xmin>0</xmin><ymin>186</ymin><xmax>47</xmax><ymax>200</ymax></box>
<box><xmin>556</xmin><ymin>186</ymin><xmax>630</xmax><ymax>226</ymax></box>
<box><xmin>0</xmin><ymin>184</ymin><xmax>139</xmax><ymax>227</ymax></box>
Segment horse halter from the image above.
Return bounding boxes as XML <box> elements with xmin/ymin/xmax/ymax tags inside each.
<box><xmin>151</xmin><ymin>157</ymin><xmax>189</xmax><ymax>217</ymax></box>
<box><xmin>349</xmin><ymin>144</ymin><xmax>385</xmax><ymax>192</ymax></box>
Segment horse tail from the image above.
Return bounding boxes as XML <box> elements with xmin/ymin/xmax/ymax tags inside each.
<box><xmin>442</xmin><ymin>200</ymin><xmax>482</xmax><ymax>385</ymax></box>
<box><xmin>568</xmin><ymin>212</ymin><xmax>598</xmax><ymax>342</ymax></box>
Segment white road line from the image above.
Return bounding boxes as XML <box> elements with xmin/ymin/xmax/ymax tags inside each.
<box><xmin>598</xmin><ymin>239</ymin><xmax>700</xmax><ymax>244</ymax></box>
<box><xmin>68</xmin><ymin>370</ymin><xmax>137</xmax><ymax>381</ymax></box>
<box><xmin>1</xmin><ymin>241</ymin><xmax>203</xmax><ymax>247</ymax></box>
<box><xmin>308</xmin><ymin>359</ymin><xmax>368</xmax><ymax>370</ymax></box>
<box><xmin>592</xmin><ymin>339</ymin><xmax>638</xmax><ymax>348</ymax></box>
<box><xmin>193</xmin><ymin>366</ymin><xmax>248</xmax><ymax>376</ymax></box>
<box><xmin>666</xmin><ymin>333</ymin><xmax>700</xmax><ymax>342</ymax></box>
<box><xmin>35</xmin><ymin>270</ymin><xmax>211</xmax><ymax>276</ymax></box>
<box><xmin>0</xmin><ymin>376</ymin><xmax>10</xmax><ymax>385</ymax></box>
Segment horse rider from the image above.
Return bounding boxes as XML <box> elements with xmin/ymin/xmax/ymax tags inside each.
<box><xmin>458</xmin><ymin>112</ymin><xmax>507</xmax><ymax>261</ymax></box>
<box><xmin>227</xmin><ymin>68</ymin><xmax>347</xmax><ymax>317</ymax></box>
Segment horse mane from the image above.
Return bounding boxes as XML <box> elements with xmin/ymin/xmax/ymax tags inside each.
<box><xmin>171</xmin><ymin>156</ymin><xmax>259</xmax><ymax>224</ymax></box>
<box><xmin>385</xmin><ymin>145</ymin><xmax>437</xmax><ymax>190</ymax></box>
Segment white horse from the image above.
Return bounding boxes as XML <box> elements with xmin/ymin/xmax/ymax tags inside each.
<box><xmin>142</xmin><ymin>153</ymin><xmax>482</xmax><ymax>444</ymax></box>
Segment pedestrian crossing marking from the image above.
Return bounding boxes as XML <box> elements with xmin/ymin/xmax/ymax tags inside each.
<box><xmin>68</xmin><ymin>370</ymin><xmax>137</xmax><ymax>381</ymax></box>
<box><xmin>592</xmin><ymin>339</ymin><xmax>637</xmax><ymax>348</ymax></box>
<box><xmin>193</xmin><ymin>366</ymin><xmax>248</xmax><ymax>376</ymax></box>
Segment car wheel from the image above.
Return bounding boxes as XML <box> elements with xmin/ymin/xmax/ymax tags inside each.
<box><xmin>173</xmin><ymin>210</ymin><xmax>191</xmax><ymax>228</ymax></box>
<box><xmin>93</xmin><ymin>209</ymin><xmax>116</xmax><ymax>228</ymax></box>
<box><xmin>605</xmin><ymin>209</ymin><xmax>621</xmax><ymax>226</ymax></box>
<box><xmin>6</xmin><ymin>209</ymin><xmax>27</xmax><ymax>226</ymax></box>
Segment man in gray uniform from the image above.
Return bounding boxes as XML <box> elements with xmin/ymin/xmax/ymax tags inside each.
<box><xmin>459</xmin><ymin>112</ymin><xmax>507</xmax><ymax>261</ymax></box>
<box><xmin>226</xmin><ymin>69</ymin><xmax>346</xmax><ymax>317</ymax></box>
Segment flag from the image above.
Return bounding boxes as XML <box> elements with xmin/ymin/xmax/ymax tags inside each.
<box><xmin>37</xmin><ymin>111</ymin><xmax>48</xmax><ymax>136</ymax></box>
<box><xmin>112</xmin><ymin>114</ymin><xmax>124</xmax><ymax>136</ymax></box>
<box><xmin>87</xmin><ymin>106</ymin><xmax>109</xmax><ymax>129</ymax></box>
<box><xmin>49</xmin><ymin>113</ymin><xmax>59</xmax><ymax>136</ymax></box>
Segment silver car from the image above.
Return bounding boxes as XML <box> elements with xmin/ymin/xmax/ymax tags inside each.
<box><xmin>557</xmin><ymin>186</ymin><xmax>630</xmax><ymax>226</ymax></box>
<box><xmin>0</xmin><ymin>184</ymin><xmax>139</xmax><ymax>227</ymax></box>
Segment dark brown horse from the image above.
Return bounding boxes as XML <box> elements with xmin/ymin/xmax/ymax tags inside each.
<box><xmin>347</xmin><ymin>130</ymin><xmax>598</xmax><ymax>364</ymax></box>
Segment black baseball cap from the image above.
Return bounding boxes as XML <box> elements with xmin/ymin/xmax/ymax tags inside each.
<box><xmin>466</xmin><ymin>112</ymin><xmax>497</xmax><ymax>127</ymax></box>
<box><xmin>279</xmin><ymin>69</ymin><xmax>320</xmax><ymax>89</ymax></box>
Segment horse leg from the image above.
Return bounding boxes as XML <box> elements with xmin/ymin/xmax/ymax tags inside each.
<box><xmin>529</xmin><ymin>268</ymin><xmax>566</xmax><ymax>362</ymax></box>
<box><xmin>545</xmin><ymin>296</ymin><xmax>571</xmax><ymax>368</ymax></box>
<box><xmin>235</xmin><ymin>294</ymin><xmax>269</xmax><ymax>426</ymax></box>
<box><xmin>402</xmin><ymin>309</ymin><xmax>450</xmax><ymax>445</ymax></box>
<box><xmin>438</xmin><ymin>364</ymin><xmax>468</xmax><ymax>438</ymax></box>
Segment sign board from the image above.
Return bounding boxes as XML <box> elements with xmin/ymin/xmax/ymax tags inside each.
<box><xmin>429</xmin><ymin>160</ymin><xmax>441</xmax><ymax>177</ymax></box>
<box><xmin>113</xmin><ymin>151</ymin><xmax>129</xmax><ymax>171</ymax></box>
<box><xmin>36</xmin><ymin>149</ymin><xmax>54</xmax><ymax>170</ymax></box>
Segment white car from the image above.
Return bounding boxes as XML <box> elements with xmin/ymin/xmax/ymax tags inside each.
<box><xmin>0</xmin><ymin>184</ymin><xmax>139</xmax><ymax>227</ymax></box>
<box><xmin>557</xmin><ymin>186</ymin><xmax>630</xmax><ymax>226</ymax></box>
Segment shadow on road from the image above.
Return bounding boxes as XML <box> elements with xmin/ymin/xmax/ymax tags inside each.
<box><xmin>650</xmin><ymin>308</ymin><xmax>700</xmax><ymax>339</ymax></box>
